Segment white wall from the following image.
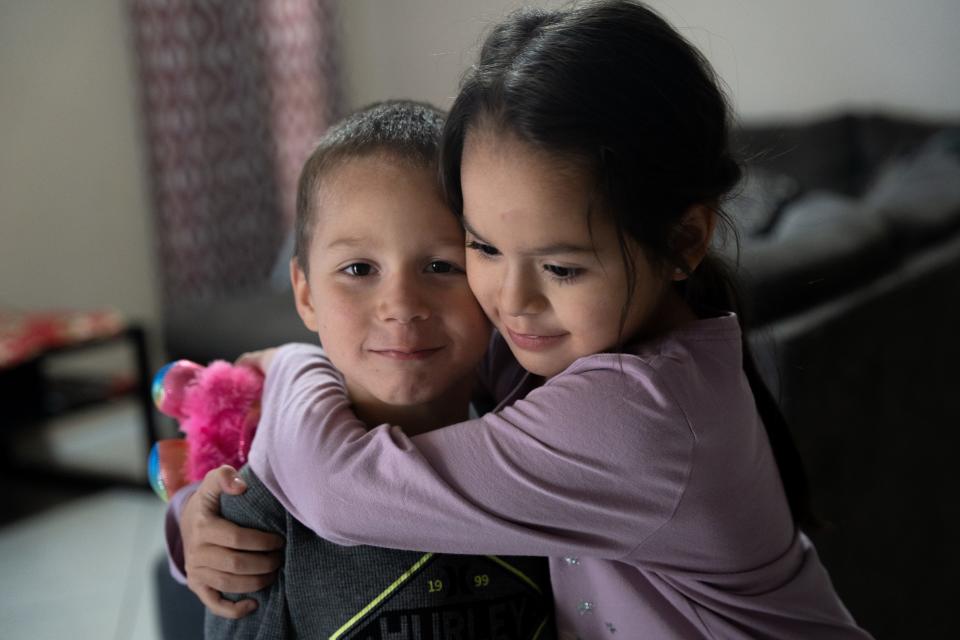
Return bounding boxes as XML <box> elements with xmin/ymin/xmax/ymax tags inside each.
<box><xmin>337</xmin><ymin>0</ymin><xmax>960</xmax><ymax>120</ymax></box>
<box><xmin>652</xmin><ymin>0</ymin><xmax>960</xmax><ymax>121</ymax></box>
<box><xmin>336</xmin><ymin>0</ymin><xmax>567</xmax><ymax>109</ymax></box>
<box><xmin>0</xmin><ymin>0</ymin><xmax>159</xmax><ymax>336</ymax></box>
<box><xmin>1</xmin><ymin>0</ymin><xmax>957</xmax><ymax>364</ymax></box>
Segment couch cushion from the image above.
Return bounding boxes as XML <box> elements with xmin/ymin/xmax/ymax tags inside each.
<box><xmin>723</xmin><ymin>168</ymin><xmax>801</xmax><ymax>238</ymax></box>
<box><xmin>863</xmin><ymin>129</ymin><xmax>960</xmax><ymax>249</ymax></box>
<box><xmin>770</xmin><ymin>191</ymin><xmax>883</xmax><ymax>240</ymax></box>
<box><xmin>735</xmin><ymin>191</ymin><xmax>893</xmax><ymax>324</ymax></box>
<box><xmin>853</xmin><ymin>114</ymin><xmax>948</xmax><ymax>193</ymax></box>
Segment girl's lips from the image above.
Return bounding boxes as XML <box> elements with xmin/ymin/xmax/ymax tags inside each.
<box><xmin>370</xmin><ymin>347</ymin><xmax>443</xmax><ymax>361</ymax></box>
<box><xmin>505</xmin><ymin>328</ymin><xmax>568</xmax><ymax>351</ymax></box>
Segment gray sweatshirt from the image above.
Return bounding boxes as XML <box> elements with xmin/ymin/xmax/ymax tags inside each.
<box><xmin>206</xmin><ymin>466</ymin><xmax>554</xmax><ymax>639</ymax></box>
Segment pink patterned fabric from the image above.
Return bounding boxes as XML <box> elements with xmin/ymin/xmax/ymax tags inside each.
<box><xmin>0</xmin><ymin>309</ymin><xmax>126</xmax><ymax>369</ymax></box>
<box><xmin>128</xmin><ymin>0</ymin><xmax>339</xmax><ymax>301</ymax></box>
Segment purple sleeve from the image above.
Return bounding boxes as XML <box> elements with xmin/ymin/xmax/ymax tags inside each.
<box><xmin>248</xmin><ymin>343</ymin><xmax>693</xmax><ymax>559</ymax></box>
<box><xmin>164</xmin><ymin>482</ymin><xmax>199</xmax><ymax>584</ymax></box>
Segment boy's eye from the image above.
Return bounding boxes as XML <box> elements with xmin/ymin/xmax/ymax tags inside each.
<box><xmin>466</xmin><ymin>240</ymin><xmax>500</xmax><ymax>257</ymax></box>
<box><xmin>342</xmin><ymin>263</ymin><xmax>373</xmax><ymax>276</ymax></box>
<box><xmin>427</xmin><ymin>261</ymin><xmax>457</xmax><ymax>274</ymax></box>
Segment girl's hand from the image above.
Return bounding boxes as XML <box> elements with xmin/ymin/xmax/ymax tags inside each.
<box><xmin>236</xmin><ymin>348</ymin><xmax>279</xmax><ymax>374</ymax></box>
<box><xmin>181</xmin><ymin>465</ymin><xmax>285</xmax><ymax>619</ymax></box>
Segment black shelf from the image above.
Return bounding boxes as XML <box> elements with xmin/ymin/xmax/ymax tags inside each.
<box><xmin>40</xmin><ymin>374</ymin><xmax>138</xmax><ymax>417</ymax></box>
<box><xmin>0</xmin><ymin>324</ymin><xmax>157</xmax><ymax>484</ymax></box>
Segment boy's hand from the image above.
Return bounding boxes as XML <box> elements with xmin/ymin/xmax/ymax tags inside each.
<box><xmin>181</xmin><ymin>465</ymin><xmax>285</xmax><ymax>619</ymax></box>
<box><xmin>236</xmin><ymin>348</ymin><xmax>279</xmax><ymax>374</ymax></box>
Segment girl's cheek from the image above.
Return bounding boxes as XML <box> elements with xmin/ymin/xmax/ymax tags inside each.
<box><xmin>465</xmin><ymin>265</ymin><xmax>492</xmax><ymax>304</ymax></box>
<box><xmin>476</xmin><ymin>286</ymin><xmax>499</xmax><ymax>317</ymax></box>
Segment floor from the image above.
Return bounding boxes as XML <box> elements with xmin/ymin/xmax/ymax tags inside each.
<box><xmin>0</xmin><ymin>400</ymin><xmax>175</xmax><ymax>640</ymax></box>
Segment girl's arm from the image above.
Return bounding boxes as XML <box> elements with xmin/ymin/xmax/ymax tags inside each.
<box><xmin>249</xmin><ymin>342</ymin><xmax>694</xmax><ymax>559</ymax></box>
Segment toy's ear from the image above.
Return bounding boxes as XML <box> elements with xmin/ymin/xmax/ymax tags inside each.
<box><xmin>152</xmin><ymin>360</ymin><xmax>204</xmax><ymax>419</ymax></box>
<box><xmin>291</xmin><ymin>257</ymin><xmax>319</xmax><ymax>332</ymax></box>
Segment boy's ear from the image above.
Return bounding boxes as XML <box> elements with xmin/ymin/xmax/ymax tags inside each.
<box><xmin>290</xmin><ymin>258</ymin><xmax>319</xmax><ymax>332</ymax></box>
<box><xmin>671</xmin><ymin>204</ymin><xmax>717</xmax><ymax>281</ymax></box>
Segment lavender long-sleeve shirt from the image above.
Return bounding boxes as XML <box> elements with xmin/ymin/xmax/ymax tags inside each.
<box><xmin>240</xmin><ymin>314</ymin><xmax>871</xmax><ymax>639</ymax></box>
<box><xmin>244</xmin><ymin>315</ymin><xmax>869</xmax><ymax>639</ymax></box>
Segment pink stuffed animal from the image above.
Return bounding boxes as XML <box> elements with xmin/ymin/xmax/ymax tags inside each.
<box><xmin>148</xmin><ymin>360</ymin><xmax>263</xmax><ymax>501</ymax></box>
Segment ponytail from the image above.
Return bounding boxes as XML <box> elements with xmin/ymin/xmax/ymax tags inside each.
<box><xmin>686</xmin><ymin>253</ymin><xmax>817</xmax><ymax>530</ymax></box>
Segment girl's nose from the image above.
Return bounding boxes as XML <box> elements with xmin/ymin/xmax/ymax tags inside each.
<box><xmin>500</xmin><ymin>268</ymin><xmax>547</xmax><ymax>317</ymax></box>
<box><xmin>378</xmin><ymin>274</ymin><xmax>431</xmax><ymax>323</ymax></box>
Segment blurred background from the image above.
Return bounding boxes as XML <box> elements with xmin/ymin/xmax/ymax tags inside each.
<box><xmin>1</xmin><ymin>1</ymin><xmax>958</xmax><ymax>638</ymax></box>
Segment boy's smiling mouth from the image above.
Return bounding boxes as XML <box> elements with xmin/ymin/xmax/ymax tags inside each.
<box><xmin>369</xmin><ymin>347</ymin><xmax>444</xmax><ymax>361</ymax></box>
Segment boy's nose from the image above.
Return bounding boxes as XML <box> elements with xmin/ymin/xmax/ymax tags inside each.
<box><xmin>378</xmin><ymin>274</ymin><xmax>431</xmax><ymax>323</ymax></box>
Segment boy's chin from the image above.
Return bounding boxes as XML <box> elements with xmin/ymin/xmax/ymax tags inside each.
<box><xmin>373</xmin><ymin>383</ymin><xmax>445</xmax><ymax>408</ymax></box>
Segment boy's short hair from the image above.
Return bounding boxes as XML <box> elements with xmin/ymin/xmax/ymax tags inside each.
<box><xmin>294</xmin><ymin>100</ymin><xmax>447</xmax><ymax>274</ymax></box>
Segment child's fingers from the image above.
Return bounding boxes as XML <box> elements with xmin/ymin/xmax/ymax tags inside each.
<box><xmin>235</xmin><ymin>351</ymin><xmax>261</xmax><ymax>368</ymax></box>
<box><xmin>236</xmin><ymin>347</ymin><xmax>278</xmax><ymax>374</ymax></box>
<box><xmin>201</xmin><ymin>515</ymin><xmax>286</xmax><ymax>552</ymax></box>
<box><xmin>236</xmin><ymin>349</ymin><xmax>271</xmax><ymax>372</ymax></box>
<box><xmin>198</xmin><ymin>464</ymin><xmax>246</xmax><ymax>495</ymax></box>
<box><xmin>186</xmin><ymin>466</ymin><xmax>284</xmax><ymax>552</ymax></box>
<box><xmin>193</xmin><ymin>583</ymin><xmax>259</xmax><ymax>620</ymax></box>
<box><xmin>192</xmin><ymin>543</ymin><xmax>284</xmax><ymax>576</ymax></box>
<box><xmin>189</xmin><ymin>563</ymin><xmax>278</xmax><ymax>595</ymax></box>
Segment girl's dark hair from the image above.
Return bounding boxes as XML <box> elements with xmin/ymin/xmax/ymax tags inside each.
<box><xmin>440</xmin><ymin>0</ymin><xmax>814</xmax><ymax>529</ymax></box>
<box><xmin>295</xmin><ymin>100</ymin><xmax>445</xmax><ymax>275</ymax></box>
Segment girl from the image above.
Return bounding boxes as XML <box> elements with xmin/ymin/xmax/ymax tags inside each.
<box><xmin>179</xmin><ymin>2</ymin><xmax>872</xmax><ymax>637</ymax></box>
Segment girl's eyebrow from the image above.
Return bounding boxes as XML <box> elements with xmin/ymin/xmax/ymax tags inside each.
<box><xmin>462</xmin><ymin>216</ymin><xmax>594</xmax><ymax>256</ymax></box>
<box><xmin>527</xmin><ymin>242</ymin><xmax>595</xmax><ymax>257</ymax></box>
<box><xmin>460</xmin><ymin>216</ymin><xmax>487</xmax><ymax>242</ymax></box>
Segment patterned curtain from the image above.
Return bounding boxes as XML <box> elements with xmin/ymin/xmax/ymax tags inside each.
<box><xmin>128</xmin><ymin>0</ymin><xmax>339</xmax><ymax>302</ymax></box>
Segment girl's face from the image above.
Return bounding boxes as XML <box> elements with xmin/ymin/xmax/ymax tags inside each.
<box><xmin>292</xmin><ymin>154</ymin><xmax>490</xmax><ymax>409</ymax></box>
<box><xmin>460</xmin><ymin>131</ymin><xmax>686</xmax><ymax>378</ymax></box>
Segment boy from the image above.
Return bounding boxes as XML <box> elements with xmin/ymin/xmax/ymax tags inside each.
<box><xmin>168</xmin><ymin>101</ymin><xmax>554</xmax><ymax>639</ymax></box>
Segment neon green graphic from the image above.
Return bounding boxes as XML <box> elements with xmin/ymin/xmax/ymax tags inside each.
<box><xmin>329</xmin><ymin>552</ymin><xmax>434</xmax><ymax>639</ymax></box>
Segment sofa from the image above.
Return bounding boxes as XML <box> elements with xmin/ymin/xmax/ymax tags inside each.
<box><xmin>726</xmin><ymin>113</ymin><xmax>960</xmax><ymax>638</ymax></box>
<box><xmin>161</xmin><ymin>112</ymin><xmax>960</xmax><ymax>639</ymax></box>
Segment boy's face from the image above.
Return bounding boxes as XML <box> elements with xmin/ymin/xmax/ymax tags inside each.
<box><xmin>292</xmin><ymin>154</ymin><xmax>490</xmax><ymax>408</ymax></box>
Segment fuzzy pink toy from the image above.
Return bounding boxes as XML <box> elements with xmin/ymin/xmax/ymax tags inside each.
<box><xmin>148</xmin><ymin>359</ymin><xmax>263</xmax><ymax>501</ymax></box>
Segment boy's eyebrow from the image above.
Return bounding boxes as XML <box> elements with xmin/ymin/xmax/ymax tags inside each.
<box><xmin>462</xmin><ymin>215</ymin><xmax>595</xmax><ymax>256</ymax></box>
<box><xmin>325</xmin><ymin>233</ymin><xmax>465</xmax><ymax>250</ymax></box>
<box><xmin>324</xmin><ymin>236</ymin><xmax>370</xmax><ymax>250</ymax></box>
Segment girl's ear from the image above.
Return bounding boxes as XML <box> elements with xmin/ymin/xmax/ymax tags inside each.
<box><xmin>290</xmin><ymin>258</ymin><xmax>319</xmax><ymax>332</ymax></box>
<box><xmin>671</xmin><ymin>204</ymin><xmax>717</xmax><ymax>281</ymax></box>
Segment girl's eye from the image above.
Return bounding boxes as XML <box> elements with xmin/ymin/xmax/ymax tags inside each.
<box><xmin>342</xmin><ymin>263</ymin><xmax>373</xmax><ymax>276</ymax></box>
<box><xmin>466</xmin><ymin>240</ymin><xmax>500</xmax><ymax>257</ymax></box>
<box><xmin>426</xmin><ymin>261</ymin><xmax>458</xmax><ymax>274</ymax></box>
<box><xmin>544</xmin><ymin>264</ymin><xmax>583</xmax><ymax>281</ymax></box>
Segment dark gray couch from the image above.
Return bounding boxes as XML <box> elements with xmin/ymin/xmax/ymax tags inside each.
<box><xmin>729</xmin><ymin>114</ymin><xmax>960</xmax><ymax>638</ymax></box>
<box><xmin>162</xmin><ymin>112</ymin><xmax>960</xmax><ymax>639</ymax></box>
